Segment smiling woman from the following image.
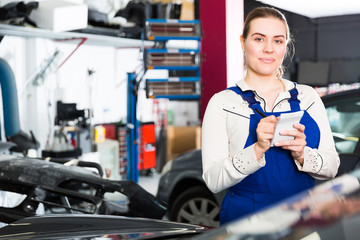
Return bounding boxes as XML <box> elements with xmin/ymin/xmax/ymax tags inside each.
<box><xmin>201</xmin><ymin>6</ymin><xmax>340</xmax><ymax>225</ymax></box>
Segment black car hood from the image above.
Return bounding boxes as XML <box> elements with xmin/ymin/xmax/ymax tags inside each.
<box><xmin>0</xmin><ymin>214</ymin><xmax>206</xmax><ymax>240</ymax></box>
<box><xmin>0</xmin><ymin>155</ymin><xmax>167</xmax><ymax>223</ymax></box>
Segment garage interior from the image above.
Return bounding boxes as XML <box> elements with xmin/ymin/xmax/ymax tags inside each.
<box><xmin>0</xmin><ymin>0</ymin><xmax>360</xmax><ymax>233</ymax></box>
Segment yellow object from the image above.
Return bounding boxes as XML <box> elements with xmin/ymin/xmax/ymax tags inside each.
<box><xmin>94</xmin><ymin>125</ymin><xmax>106</xmax><ymax>143</ymax></box>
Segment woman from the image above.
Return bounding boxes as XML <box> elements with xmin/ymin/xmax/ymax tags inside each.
<box><xmin>201</xmin><ymin>7</ymin><xmax>340</xmax><ymax>225</ymax></box>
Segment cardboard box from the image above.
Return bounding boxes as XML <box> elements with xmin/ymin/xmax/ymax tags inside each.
<box><xmin>166</xmin><ymin>126</ymin><xmax>201</xmax><ymax>162</ymax></box>
<box><xmin>30</xmin><ymin>0</ymin><xmax>88</xmax><ymax>32</ymax></box>
<box><xmin>180</xmin><ymin>0</ymin><xmax>195</xmax><ymax>20</ymax></box>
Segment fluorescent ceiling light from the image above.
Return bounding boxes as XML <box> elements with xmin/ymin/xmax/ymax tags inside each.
<box><xmin>256</xmin><ymin>0</ymin><xmax>360</xmax><ymax>18</ymax></box>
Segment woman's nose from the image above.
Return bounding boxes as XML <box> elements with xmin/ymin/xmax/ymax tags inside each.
<box><xmin>263</xmin><ymin>40</ymin><xmax>274</xmax><ymax>53</ymax></box>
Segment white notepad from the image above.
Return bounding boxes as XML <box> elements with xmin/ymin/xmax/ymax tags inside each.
<box><xmin>270</xmin><ymin>111</ymin><xmax>304</xmax><ymax>147</ymax></box>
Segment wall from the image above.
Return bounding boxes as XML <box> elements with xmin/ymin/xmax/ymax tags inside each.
<box><xmin>246</xmin><ymin>0</ymin><xmax>360</xmax><ymax>86</ymax></box>
<box><xmin>199</xmin><ymin>0</ymin><xmax>227</xmax><ymax>120</ymax></box>
<box><xmin>292</xmin><ymin>14</ymin><xmax>360</xmax><ymax>60</ymax></box>
<box><xmin>0</xmin><ymin>36</ymin><xmax>137</xmax><ymax>152</ymax></box>
<box><xmin>199</xmin><ymin>0</ymin><xmax>244</xmax><ymax>120</ymax></box>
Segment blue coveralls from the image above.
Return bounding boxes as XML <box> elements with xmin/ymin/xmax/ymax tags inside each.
<box><xmin>219</xmin><ymin>85</ymin><xmax>321</xmax><ymax>225</ymax></box>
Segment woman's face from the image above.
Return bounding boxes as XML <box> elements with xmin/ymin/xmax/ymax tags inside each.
<box><xmin>241</xmin><ymin>17</ymin><xmax>287</xmax><ymax>78</ymax></box>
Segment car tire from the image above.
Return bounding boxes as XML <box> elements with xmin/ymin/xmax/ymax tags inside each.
<box><xmin>169</xmin><ymin>186</ymin><xmax>220</xmax><ymax>227</ymax></box>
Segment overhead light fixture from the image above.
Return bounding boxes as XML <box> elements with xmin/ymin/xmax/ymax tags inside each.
<box><xmin>256</xmin><ymin>0</ymin><xmax>360</xmax><ymax>18</ymax></box>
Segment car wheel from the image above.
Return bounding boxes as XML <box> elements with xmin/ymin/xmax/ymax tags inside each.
<box><xmin>169</xmin><ymin>186</ymin><xmax>220</xmax><ymax>227</ymax></box>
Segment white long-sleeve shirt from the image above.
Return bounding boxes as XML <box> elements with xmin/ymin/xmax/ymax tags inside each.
<box><xmin>202</xmin><ymin>79</ymin><xmax>340</xmax><ymax>193</ymax></box>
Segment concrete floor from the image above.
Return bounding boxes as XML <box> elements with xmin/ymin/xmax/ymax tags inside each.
<box><xmin>104</xmin><ymin>171</ymin><xmax>162</xmax><ymax>203</ymax></box>
<box><xmin>138</xmin><ymin>171</ymin><xmax>162</xmax><ymax>196</ymax></box>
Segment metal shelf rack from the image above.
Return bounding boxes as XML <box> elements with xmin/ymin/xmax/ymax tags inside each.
<box><xmin>144</xmin><ymin>19</ymin><xmax>201</xmax><ymax>100</ymax></box>
<box><xmin>145</xmin><ymin>19</ymin><xmax>201</xmax><ymax>41</ymax></box>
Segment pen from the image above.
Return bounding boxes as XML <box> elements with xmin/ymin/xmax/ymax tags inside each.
<box><xmin>254</xmin><ymin>108</ymin><xmax>267</xmax><ymax>118</ymax></box>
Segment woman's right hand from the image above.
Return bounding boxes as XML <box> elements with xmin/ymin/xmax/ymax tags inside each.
<box><xmin>254</xmin><ymin>115</ymin><xmax>277</xmax><ymax>158</ymax></box>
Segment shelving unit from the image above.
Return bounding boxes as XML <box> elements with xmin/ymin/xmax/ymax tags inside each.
<box><xmin>144</xmin><ymin>19</ymin><xmax>201</xmax><ymax>100</ymax></box>
<box><xmin>145</xmin><ymin>48</ymin><xmax>200</xmax><ymax>69</ymax></box>
<box><xmin>145</xmin><ymin>19</ymin><xmax>201</xmax><ymax>41</ymax></box>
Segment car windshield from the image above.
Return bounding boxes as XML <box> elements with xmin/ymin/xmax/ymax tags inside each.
<box><xmin>326</xmin><ymin>96</ymin><xmax>360</xmax><ymax>154</ymax></box>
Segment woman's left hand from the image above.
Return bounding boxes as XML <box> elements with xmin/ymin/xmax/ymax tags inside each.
<box><xmin>273</xmin><ymin>122</ymin><xmax>306</xmax><ymax>165</ymax></box>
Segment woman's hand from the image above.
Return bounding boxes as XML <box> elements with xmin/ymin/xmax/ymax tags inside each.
<box><xmin>274</xmin><ymin>122</ymin><xmax>306</xmax><ymax>165</ymax></box>
<box><xmin>255</xmin><ymin>115</ymin><xmax>277</xmax><ymax>159</ymax></box>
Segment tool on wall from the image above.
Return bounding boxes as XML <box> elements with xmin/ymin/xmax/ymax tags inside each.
<box><xmin>42</xmin><ymin>100</ymin><xmax>89</xmax><ymax>159</ymax></box>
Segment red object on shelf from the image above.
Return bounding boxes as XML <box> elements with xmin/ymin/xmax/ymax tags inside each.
<box><xmin>101</xmin><ymin>123</ymin><xmax>117</xmax><ymax>140</ymax></box>
<box><xmin>139</xmin><ymin>122</ymin><xmax>156</xmax><ymax>171</ymax></box>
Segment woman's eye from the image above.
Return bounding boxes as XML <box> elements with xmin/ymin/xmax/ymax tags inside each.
<box><xmin>255</xmin><ymin>37</ymin><xmax>263</xmax><ymax>42</ymax></box>
<box><xmin>275</xmin><ymin>39</ymin><xmax>284</xmax><ymax>44</ymax></box>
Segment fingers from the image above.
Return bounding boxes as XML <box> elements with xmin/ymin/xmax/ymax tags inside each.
<box><xmin>293</xmin><ymin>122</ymin><xmax>305</xmax><ymax>132</ymax></box>
<box><xmin>257</xmin><ymin>117</ymin><xmax>277</xmax><ymax>138</ymax></box>
<box><xmin>281</xmin><ymin>142</ymin><xmax>306</xmax><ymax>153</ymax></box>
<box><xmin>273</xmin><ymin>136</ymin><xmax>306</xmax><ymax>148</ymax></box>
<box><xmin>256</xmin><ymin>116</ymin><xmax>306</xmax><ymax>162</ymax></box>
<box><xmin>256</xmin><ymin>117</ymin><xmax>306</xmax><ymax>152</ymax></box>
<box><xmin>256</xmin><ymin>116</ymin><xmax>278</xmax><ymax>150</ymax></box>
<box><xmin>279</xmin><ymin>123</ymin><xmax>306</xmax><ymax>142</ymax></box>
<box><xmin>274</xmin><ymin>123</ymin><xmax>306</xmax><ymax>159</ymax></box>
<box><xmin>263</xmin><ymin>115</ymin><xmax>278</xmax><ymax>123</ymax></box>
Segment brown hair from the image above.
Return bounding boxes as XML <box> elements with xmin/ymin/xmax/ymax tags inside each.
<box><xmin>243</xmin><ymin>7</ymin><xmax>294</xmax><ymax>78</ymax></box>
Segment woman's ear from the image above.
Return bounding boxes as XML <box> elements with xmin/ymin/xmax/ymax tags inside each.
<box><xmin>240</xmin><ymin>35</ymin><xmax>245</xmax><ymax>51</ymax></box>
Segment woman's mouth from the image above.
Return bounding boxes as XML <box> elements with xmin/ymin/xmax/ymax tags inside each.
<box><xmin>259</xmin><ymin>58</ymin><xmax>275</xmax><ymax>64</ymax></box>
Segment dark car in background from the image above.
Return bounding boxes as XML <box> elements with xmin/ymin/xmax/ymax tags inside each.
<box><xmin>156</xmin><ymin>149</ymin><xmax>222</xmax><ymax>227</ymax></box>
<box><xmin>322</xmin><ymin>88</ymin><xmax>360</xmax><ymax>175</ymax></box>
<box><xmin>157</xmin><ymin>88</ymin><xmax>360</xmax><ymax>227</ymax></box>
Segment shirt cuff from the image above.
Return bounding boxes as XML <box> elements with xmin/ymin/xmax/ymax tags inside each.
<box><xmin>295</xmin><ymin>147</ymin><xmax>323</xmax><ymax>173</ymax></box>
<box><xmin>232</xmin><ymin>145</ymin><xmax>265</xmax><ymax>175</ymax></box>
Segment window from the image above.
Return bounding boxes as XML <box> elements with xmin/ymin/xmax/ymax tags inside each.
<box><xmin>325</xmin><ymin>96</ymin><xmax>360</xmax><ymax>154</ymax></box>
